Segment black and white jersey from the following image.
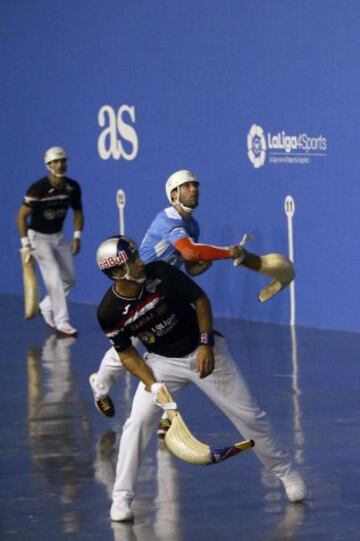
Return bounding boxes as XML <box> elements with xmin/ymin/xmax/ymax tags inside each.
<box><xmin>23</xmin><ymin>176</ymin><xmax>82</xmax><ymax>234</ymax></box>
<box><xmin>97</xmin><ymin>261</ymin><xmax>205</xmax><ymax>358</ymax></box>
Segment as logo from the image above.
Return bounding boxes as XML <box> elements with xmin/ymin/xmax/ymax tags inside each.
<box><xmin>97</xmin><ymin>104</ymin><xmax>139</xmax><ymax>160</ymax></box>
<box><xmin>247</xmin><ymin>124</ymin><xmax>266</xmax><ymax>168</ymax></box>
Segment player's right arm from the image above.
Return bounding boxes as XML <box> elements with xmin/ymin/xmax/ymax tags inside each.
<box><xmin>16</xmin><ymin>204</ymin><xmax>33</xmax><ymax>261</ymax></box>
<box><xmin>117</xmin><ymin>345</ymin><xmax>156</xmax><ymax>391</ymax></box>
<box><xmin>174</xmin><ymin>237</ymin><xmax>244</xmax><ymax>263</ymax></box>
<box><xmin>185</xmin><ymin>260</ymin><xmax>213</xmax><ymax>276</ymax></box>
<box><xmin>98</xmin><ymin>298</ymin><xmax>157</xmax><ymax>391</ymax></box>
<box><xmin>16</xmin><ymin>204</ymin><xmax>32</xmax><ymax>239</ymax></box>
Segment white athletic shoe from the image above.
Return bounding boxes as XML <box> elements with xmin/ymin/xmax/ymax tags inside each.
<box><xmin>279</xmin><ymin>469</ymin><xmax>307</xmax><ymax>503</ymax></box>
<box><xmin>56</xmin><ymin>322</ymin><xmax>78</xmax><ymax>338</ymax></box>
<box><xmin>110</xmin><ymin>500</ymin><xmax>134</xmax><ymax>522</ymax></box>
<box><xmin>40</xmin><ymin>308</ymin><xmax>56</xmax><ymax>329</ymax></box>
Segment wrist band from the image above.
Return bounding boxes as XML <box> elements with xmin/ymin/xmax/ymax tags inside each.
<box><xmin>21</xmin><ymin>236</ymin><xmax>30</xmax><ymax>248</ymax></box>
<box><xmin>73</xmin><ymin>230</ymin><xmax>82</xmax><ymax>240</ymax></box>
<box><xmin>199</xmin><ymin>332</ymin><xmax>215</xmax><ymax>347</ymax></box>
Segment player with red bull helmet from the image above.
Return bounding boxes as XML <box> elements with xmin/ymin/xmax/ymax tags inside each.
<box><xmin>93</xmin><ymin>234</ymin><xmax>307</xmax><ymax>522</ymax></box>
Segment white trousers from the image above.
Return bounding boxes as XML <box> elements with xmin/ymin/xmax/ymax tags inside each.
<box><xmin>28</xmin><ymin>230</ymin><xmax>75</xmax><ymax>327</ymax></box>
<box><xmin>112</xmin><ymin>336</ymin><xmax>292</xmax><ymax>502</ymax></box>
<box><xmin>92</xmin><ymin>346</ymin><xmax>125</xmax><ymax>399</ymax></box>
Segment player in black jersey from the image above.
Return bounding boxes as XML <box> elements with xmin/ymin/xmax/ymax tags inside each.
<box><xmin>95</xmin><ymin>235</ymin><xmax>307</xmax><ymax>522</ymax></box>
<box><xmin>16</xmin><ymin>146</ymin><xmax>84</xmax><ymax>336</ymax></box>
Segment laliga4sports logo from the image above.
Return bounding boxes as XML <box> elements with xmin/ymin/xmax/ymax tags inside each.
<box><xmin>247</xmin><ymin>124</ymin><xmax>267</xmax><ymax>168</ymax></box>
<box><xmin>247</xmin><ymin>123</ymin><xmax>327</xmax><ymax>168</ymax></box>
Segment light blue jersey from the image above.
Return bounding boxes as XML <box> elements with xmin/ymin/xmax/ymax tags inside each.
<box><xmin>140</xmin><ymin>206</ymin><xmax>200</xmax><ymax>268</ymax></box>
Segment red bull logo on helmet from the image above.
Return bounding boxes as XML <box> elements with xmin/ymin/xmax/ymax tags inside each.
<box><xmin>99</xmin><ymin>250</ymin><xmax>128</xmax><ymax>269</ymax></box>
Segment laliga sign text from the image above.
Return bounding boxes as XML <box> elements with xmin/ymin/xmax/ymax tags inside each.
<box><xmin>247</xmin><ymin>123</ymin><xmax>327</xmax><ymax>168</ymax></box>
<box><xmin>97</xmin><ymin>104</ymin><xmax>139</xmax><ymax>160</ymax></box>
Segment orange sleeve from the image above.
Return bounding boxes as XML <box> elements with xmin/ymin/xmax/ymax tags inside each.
<box><xmin>174</xmin><ymin>237</ymin><xmax>230</xmax><ymax>261</ymax></box>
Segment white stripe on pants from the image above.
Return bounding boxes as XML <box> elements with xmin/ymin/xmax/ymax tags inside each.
<box><xmin>112</xmin><ymin>335</ymin><xmax>292</xmax><ymax>502</ymax></box>
<box><xmin>28</xmin><ymin>230</ymin><xmax>75</xmax><ymax>326</ymax></box>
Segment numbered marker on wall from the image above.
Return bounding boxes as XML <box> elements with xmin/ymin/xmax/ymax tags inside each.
<box><xmin>284</xmin><ymin>195</ymin><xmax>304</xmax><ymax>458</ymax></box>
<box><xmin>116</xmin><ymin>189</ymin><xmax>126</xmax><ymax>235</ymax></box>
<box><xmin>284</xmin><ymin>195</ymin><xmax>296</xmax><ymax>326</ymax></box>
<box><xmin>116</xmin><ymin>188</ymin><xmax>132</xmax><ymax>401</ymax></box>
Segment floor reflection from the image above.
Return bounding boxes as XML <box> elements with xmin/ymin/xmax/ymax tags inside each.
<box><xmin>290</xmin><ymin>325</ymin><xmax>305</xmax><ymax>466</ymax></box>
<box><xmin>2</xmin><ymin>296</ymin><xmax>360</xmax><ymax>540</ymax></box>
<box><xmin>26</xmin><ymin>334</ymin><xmax>92</xmax><ymax>535</ymax></box>
<box><xmin>269</xmin><ymin>503</ymin><xmax>308</xmax><ymax>540</ymax></box>
<box><xmin>94</xmin><ymin>430</ymin><xmax>182</xmax><ymax>541</ymax></box>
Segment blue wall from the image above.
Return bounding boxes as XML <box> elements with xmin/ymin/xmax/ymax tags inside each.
<box><xmin>2</xmin><ymin>1</ymin><xmax>360</xmax><ymax>332</ymax></box>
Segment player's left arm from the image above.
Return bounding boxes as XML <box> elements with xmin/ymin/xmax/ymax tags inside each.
<box><xmin>193</xmin><ymin>294</ymin><xmax>215</xmax><ymax>379</ymax></box>
<box><xmin>71</xmin><ymin>208</ymin><xmax>84</xmax><ymax>255</ymax></box>
<box><xmin>174</xmin><ymin>236</ymin><xmax>243</xmax><ymax>262</ymax></box>
<box><xmin>164</xmin><ymin>263</ymin><xmax>215</xmax><ymax>378</ymax></box>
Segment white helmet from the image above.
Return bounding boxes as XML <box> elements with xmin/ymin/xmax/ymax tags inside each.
<box><xmin>44</xmin><ymin>146</ymin><xmax>67</xmax><ymax>164</ymax></box>
<box><xmin>165</xmin><ymin>170</ymin><xmax>198</xmax><ymax>203</ymax></box>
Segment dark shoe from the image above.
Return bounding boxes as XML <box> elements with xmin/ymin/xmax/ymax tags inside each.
<box><xmin>157</xmin><ymin>417</ymin><xmax>171</xmax><ymax>439</ymax></box>
<box><xmin>89</xmin><ymin>373</ymin><xmax>115</xmax><ymax>417</ymax></box>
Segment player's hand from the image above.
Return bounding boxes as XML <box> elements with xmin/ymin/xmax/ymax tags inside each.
<box><xmin>229</xmin><ymin>245</ymin><xmax>244</xmax><ymax>261</ymax></box>
<box><xmin>71</xmin><ymin>238</ymin><xmax>81</xmax><ymax>255</ymax></box>
<box><xmin>21</xmin><ymin>246</ymin><xmax>33</xmax><ymax>264</ymax></box>
<box><xmin>196</xmin><ymin>346</ymin><xmax>215</xmax><ymax>378</ymax></box>
<box><xmin>150</xmin><ymin>382</ymin><xmax>177</xmax><ymax>410</ymax></box>
<box><xmin>231</xmin><ymin>233</ymin><xmax>253</xmax><ymax>266</ymax></box>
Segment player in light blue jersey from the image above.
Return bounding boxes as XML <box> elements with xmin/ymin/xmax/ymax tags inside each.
<box><xmin>140</xmin><ymin>170</ymin><xmax>246</xmax><ymax>276</ymax></box>
<box><xmin>140</xmin><ymin>205</ymin><xmax>200</xmax><ymax>269</ymax></box>
<box><xmin>89</xmin><ymin>171</ymin><xmax>257</xmax><ymax>428</ymax></box>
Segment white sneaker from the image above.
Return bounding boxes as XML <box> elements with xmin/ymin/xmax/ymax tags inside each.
<box><xmin>110</xmin><ymin>500</ymin><xmax>134</xmax><ymax>522</ymax></box>
<box><xmin>40</xmin><ymin>308</ymin><xmax>56</xmax><ymax>329</ymax></box>
<box><xmin>279</xmin><ymin>469</ymin><xmax>307</xmax><ymax>503</ymax></box>
<box><xmin>56</xmin><ymin>322</ymin><xmax>78</xmax><ymax>338</ymax></box>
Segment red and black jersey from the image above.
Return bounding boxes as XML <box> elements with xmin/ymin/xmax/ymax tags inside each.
<box><xmin>23</xmin><ymin>176</ymin><xmax>82</xmax><ymax>234</ymax></box>
<box><xmin>97</xmin><ymin>261</ymin><xmax>205</xmax><ymax>358</ymax></box>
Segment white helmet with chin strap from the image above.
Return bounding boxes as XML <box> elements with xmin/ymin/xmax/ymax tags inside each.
<box><xmin>165</xmin><ymin>170</ymin><xmax>199</xmax><ymax>214</ymax></box>
<box><xmin>44</xmin><ymin>146</ymin><xmax>68</xmax><ymax>178</ymax></box>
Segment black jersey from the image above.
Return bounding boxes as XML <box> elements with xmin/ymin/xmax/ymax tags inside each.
<box><xmin>23</xmin><ymin>176</ymin><xmax>82</xmax><ymax>234</ymax></box>
<box><xmin>97</xmin><ymin>261</ymin><xmax>205</xmax><ymax>358</ymax></box>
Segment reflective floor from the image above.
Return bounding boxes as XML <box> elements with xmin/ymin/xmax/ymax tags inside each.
<box><xmin>1</xmin><ymin>294</ymin><xmax>360</xmax><ymax>540</ymax></box>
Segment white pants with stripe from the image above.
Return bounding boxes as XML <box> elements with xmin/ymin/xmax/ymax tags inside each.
<box><xmin>112</xmin><ymin>335</ymin><xmax>293</xmax><ymax>503</ymax></box>
<box><xmin>28</xmin><ymin>230</ymin><xmax>75</xmax><ymax>327</ymax></box>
